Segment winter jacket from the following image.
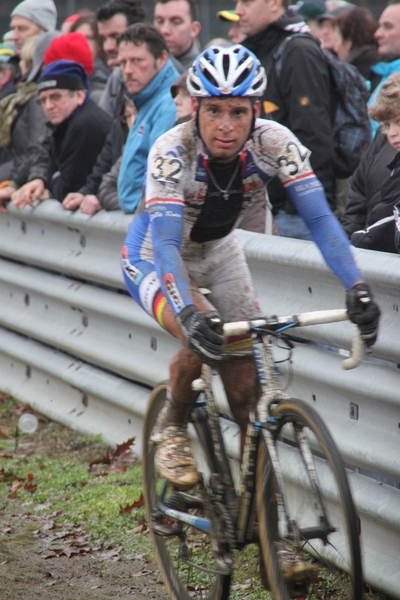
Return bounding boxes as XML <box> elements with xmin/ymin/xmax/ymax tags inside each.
<box><xmin>347</xmin><ymin>44</ymin><xmax>380</xmax><ymax>87</ymax></box>
<box><xmin>78</xmin><ymin>116</ymin><xmax>127</xmax><ymax>196</ymax></box>
<box><xmin>98</xmin><ymin>154</ymin><xmax>122</xmax><ymax>211</ymax></box>
<box><xmin>28</xmin><ymin>99</ymin><xmax>112</xmax><ymax>201</ymax></box>
<box><xmin>368</xmin><ymin>58</ymin><xmax>400</xmax><ymax>137</ymax></box>
<box><xmin>117</xmin><ymin>59</ymin><xmax>178</xmax><ymax>214</ymax></box>
<box><xmin>99</xmin><ymin>67</ymin><xmax>126</xmax><ymax>119</ymax></box>
<box><xmin>242</xmin><ymin>10</ymin><xmax>336</xmax><ymax>211</ymax></box>
<box><xmin>341</xmin><ymin>129</ymin><xmax>396</xmax><ymax>237</ymax></box>
<box><xmin>90</xmin><ymin>57</ymin><xmax>111</xmax><ymax>105</ymax></box>
<box><xmin>0</xmin><ymin>83</ymin><xmax>47</xmax><ymax>182</ymax></box>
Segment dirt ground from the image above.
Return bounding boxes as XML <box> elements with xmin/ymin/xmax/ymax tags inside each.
<box><xmin>0</xmin><ymin>529</ymin><xmax>168</xmax><ymax>600</ymax></box>
<box><xmin>0</xmin><ymin>394</ymin><xmax>170</xmax><ymax>600</ymax></box>
<box><xmin>0</xmin><ymin>394</ymin><xmax>391</xmax><ymax>600</ymax></box>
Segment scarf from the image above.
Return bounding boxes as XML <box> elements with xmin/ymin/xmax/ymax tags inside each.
<box><xmin>0</xmin><ymin>81</ymin><xmax>38</xmax><ymax>150</ymax></box>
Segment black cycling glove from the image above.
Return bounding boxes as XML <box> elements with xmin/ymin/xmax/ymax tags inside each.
<box><xmin>346</xmin><ymin>282</ymin><xmax>381</xmax><ymax>347</ymax></box>
<box><xmin>176</xmin><ymin>305</ymin><xmax>225</xmax><ymax>366</ymax></box>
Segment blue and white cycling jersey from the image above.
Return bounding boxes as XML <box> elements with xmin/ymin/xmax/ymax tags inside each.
<box><xmin>122</xmin><ymin>118</ymin><xmax>362</xmax><ymax>322</ymax></box>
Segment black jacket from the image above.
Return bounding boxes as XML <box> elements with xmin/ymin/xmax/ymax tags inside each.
<box><xmin>78</xmin><ymin>115</ymin><xmax>127</xmax><ymax>196</ymax></box>
<box><xmin>341</xmin><ymin>129</ymin><xmax>400</xmax><ymax>253</ymax></box>
<box><xmin>347</xmin><ymin>44</ymin><xmax>380</xmax><ymax>90</ymax></box>
<box><xmin>243</xmin><ymin>11</ymin><xmax>336</xmax><ymax>211</ymax></box>
<box><xmin>29</xmin><ymin>99</ymin><xmax>112</xmax><ymax>202</ymax></box>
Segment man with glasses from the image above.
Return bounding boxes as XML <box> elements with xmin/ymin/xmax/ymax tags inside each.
<box><xmin>9</xmin><ymin>60</ymin><xmax>111</xmax><ymax>208</ymax></box>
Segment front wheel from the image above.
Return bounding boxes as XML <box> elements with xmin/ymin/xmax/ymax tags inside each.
<box><xmin>142</xmin><ymin>384</ymin><xmax>231</xmax><ymax>600</ymax></box>
<box><xmin>256</xmin><ymin>398</ymin><xmax>363</xmax><ymax>600</ymax></box>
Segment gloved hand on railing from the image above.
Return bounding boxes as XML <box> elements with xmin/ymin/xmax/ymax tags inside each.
<box><xmin>176</xmin><ymin>305</ymin><xmax>225</xmax><ymax>366</ymax></box>
<box><xmin>346</xmin><ymin>282</ymin><xmax>381</xmax><ymax>346</ymax></box>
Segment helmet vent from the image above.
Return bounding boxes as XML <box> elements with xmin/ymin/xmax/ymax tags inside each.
<box><xmin>222</xmin><ymin>54</ymin><xmax>230</xmax><ymax>78</ymax></box>
<box><xmin>235</xmin><ymin>67</ymin><xmax>251</xmax><ymax>88</ymax></box>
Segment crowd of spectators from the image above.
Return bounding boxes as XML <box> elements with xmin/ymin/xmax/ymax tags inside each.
<box><xmin>0</xmin><ymin>0</ymin><xmax>399</xmax><ymax>253</ymax></box>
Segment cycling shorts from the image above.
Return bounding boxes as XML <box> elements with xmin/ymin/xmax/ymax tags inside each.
<box><xmin>122</xmin><ymin>232</ymin><xmax>261</xmax><ymax>330</ymax></box>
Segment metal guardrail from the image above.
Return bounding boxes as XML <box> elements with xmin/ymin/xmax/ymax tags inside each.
<box><xmin>0</xmin><ymin>201</ymin><xmax>399</xmax><ymax>597</ymax></box>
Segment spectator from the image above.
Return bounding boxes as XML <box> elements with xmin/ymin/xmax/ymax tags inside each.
<box><xmin>333</xmin><ymin>7</ymin><xmax>379</xmax><ymax>81</ymax></box>
<box><xmin>43</xmin><ymin>33</ymin><xmax>94</xmax><ymax>77</ymax></box>
<box><xmin>97</xmin><ymin>0</ymin><xmax>147</xmax><ymax>69</ymax></box>
<box><xmin>60</xmin><ymin>11</ymin><xmax>93</xmax><ymax>34</ymax></box>
<box><xmin>295</xmin><ymin>1</ymin><xmax>326</xmax><ymax>40</ymax></box>
<box><xmin>217</xmin><ymin>10</ymin><xmax>245</xmax><ymax>45</ymax></box>
<box><xmin>171</xmin><ymin>71</ymin><xmax>192</xmax><ymax>123</ymax></box>
<box><xmin>0</xmin><ymin>31</ymin><xmax>60</xmax><ymax>188</ymax></box>
<box><xmin>40</xmin><ymin>32</ymin><xmax>109</xmax><ymax>105</ymax></box>
<box><xmin>96</xmin><ymin>0</ymin><xmax>147</xmax><ymax>117</ymax></box>
<box><xmin>64</xmin><ymin>23</ymin><xmax>178</xmax><ymax>215</ymax></box>
<box><xmin>18</xmin><ymin>33</ymin><xmax>38</xmax><ymax>76</ymax></box>
<box><xmin>369</xmin><ymin>2</ymin><xmax>400</xmax><ymax>137</ymax></box>
<box><xmin>117</xmin><ymin>23</ymin><xmax>178</xmax><ymax>213</ymax></box>
<box><xmin>341</xmin><ymin>72</ymin><xmax>400</xmax><ymax>253</ymax></box>
<box><xmin>70</xmin><ymin>15</ymin><xmax>111</xmax><ymax>102</ymax></box>
<box><xmin>10</xmin><ymin>60</ymin><xmax>112</xmax><ymax>208</ymax></box>
<box><xmin>154</xmin><ymin>0</ymin><xmax>201</xmax><ymax>73</ymax></box>
<box><xmin>3</xmin><ymin>31</ymin><xmax>16</xmax><ymax>51</ymax></box>
<box><xmin>0</xmin><ymin>45</ymin><xmax>18</xmax><ymax>99</ymax></box>
<box><xmin>394</xmin><ymin>201</ymin><xmax>400</xmax><ymax>252</ymax></box>
<box><xmin>10</xmin><ymin>0</ymin><xmax>57</xmax><ymax>54</ymax></box>
<box><xmin>237</xmin><ymin>0</ymin><xmax>337</xmax><ymax>239</ymax></box>
<box><xmin>62</xmin><ymin>98</ymin><xmax>131</xmax><ymax>214</ymax></box>
<box><xmin>0</xmin><ymin>45</ymin><xmax>18</xmax><ymax>170</ymax></box>
<box><xmin>317</xmin><ymin>1</ymin><xmax>355</xmax><ymax>51</ymax></box>
<box><xmin>96</xmin><ymin>99</ymin><xmax>137</xmax><ymax>212</ymax></box>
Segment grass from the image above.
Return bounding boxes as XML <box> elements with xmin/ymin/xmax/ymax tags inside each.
<box><xmin>0</xmin><ymin>396</ymin><xmax>389</xmax><ymax>600</ymax></box>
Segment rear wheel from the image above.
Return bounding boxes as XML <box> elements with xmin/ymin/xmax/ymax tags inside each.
<box><xmin>142</xmin><ymin>384</ymin><xmax>231</xmax><ymax>600</ymax></box>
<box><xmin>256</xmin><ymin>398</ymin><xmax>363</xmax><ymax>600</ymax></box>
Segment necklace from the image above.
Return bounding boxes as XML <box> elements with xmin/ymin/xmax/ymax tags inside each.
<box><xmin>207</xmin><ymin>158</ymin><xmax>241</xmax><ymax>201</ymax></box>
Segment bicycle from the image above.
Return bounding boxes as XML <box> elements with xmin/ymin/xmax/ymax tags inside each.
<box><xmin>142</xmin><ymin>308</ymin><xmax>364</xmax><ymax>600</ymax></box>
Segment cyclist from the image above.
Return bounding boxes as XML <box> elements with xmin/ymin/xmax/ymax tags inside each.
<box><xmin>121</xmin><ymin>45</ymin><xmax>380</xmax><ymax>490</ymax></box>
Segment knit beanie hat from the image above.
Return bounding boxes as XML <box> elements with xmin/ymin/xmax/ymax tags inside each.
<box><xmin>44</xmin><ymin>33</ymin><xmax>94</xmax><ymax>76</ymax></box>
<box><xmin>38</xmin><ymin>59</ymin><xmax>89</xmax><ymax>92</ymax></box>
<box><xmin>11</xmin><ymin>0</ymin><xmax>57</xmax><ymax>32</ymax></box>
<box><xmin>0</xmin><ymin>44</ymin><xmax>16</xmax><ymax>64</ymax></box>
<box><xmin>26</xmin><ymin>29</ymin><xmax>61</xmax><ymax>82</ymax></box>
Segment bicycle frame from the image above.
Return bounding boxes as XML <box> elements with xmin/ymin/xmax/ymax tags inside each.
<box><xmin>154</xmin><ymin>308</ymin><xmax>363</xmax><ymax>551</ymax></box>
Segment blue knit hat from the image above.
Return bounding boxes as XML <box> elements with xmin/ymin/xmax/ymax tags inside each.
<box><xmin>38</xmin><ymin>59</ymin><xmax>89</xmax><ymax>92</ymax></box>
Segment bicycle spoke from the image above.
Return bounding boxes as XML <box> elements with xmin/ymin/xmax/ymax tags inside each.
<box><xmin>256</xmin><ymin>398</ymin><xmax>363</xmax><ymax>600</ymax></box>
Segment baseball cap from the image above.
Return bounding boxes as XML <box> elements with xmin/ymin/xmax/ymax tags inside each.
<box><xmin>317</xmin><ymin>2</ymin><xmax>356</xmax><ymax>22</ymax></box>
<box><xmin>217</xmin><ymin>10</ymin><xmax>240</xmax><ymax>23</ymax></box>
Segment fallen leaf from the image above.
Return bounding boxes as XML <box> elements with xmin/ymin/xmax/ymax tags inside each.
<box><xmin>0</xmin><ymin>426</ymin><xmax>10</xmax><ymax>438</ymax></box>
<box><xmin>0</xmin><ymin>469</ymin><xmax>18</xmax><ymax>483</ymax></box>
<box><xmin>8</xmin><ymin>481</ymin><xmax>23</xmax><ymax>499</ymax></box>
<box><xmin>88</xmin><ymin>451</ymin><xmax>111</xmax><ymax>470</ymax></box>
<box><xmin>24</xmin><ymin>481</ymin><xmax>37</xmax><ymax>494</ymax></box>
<box><xmin>119</xmin><ymin>492</ymin><xmax>144</xmax><ymax>515</ymax></box>
<box><xmin>114</xmin><ymin>437</ymin><xmax>136</xmax><ymax>457</ymax></box>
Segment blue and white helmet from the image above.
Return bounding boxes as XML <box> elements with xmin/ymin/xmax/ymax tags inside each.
<box><xmin>187</xmin><ymin>45</ymin><xmax>267</xmax><ymax>98</ymax></box>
